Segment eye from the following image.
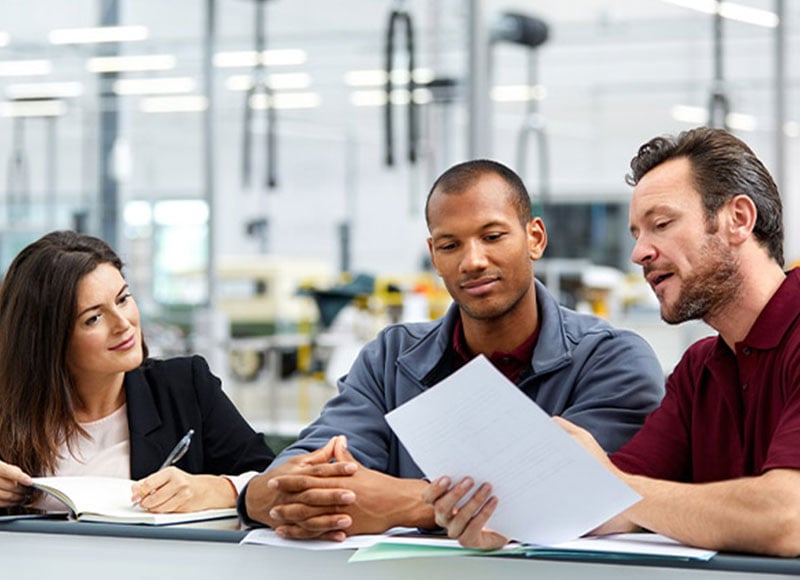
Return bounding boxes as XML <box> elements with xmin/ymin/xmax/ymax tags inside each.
<box><xmin>484</xmin><ymin>232</ymin><xmax>503</xmax><ymax>242</ymax></box>
<box><xmin>654</xmin><ymin>220</ymin><xmax>671</xmax><ymax>231</ymax></box>
<box><xmin>84</xmin><ymin>314</ymin><xmax>101</xmax><ymax>327</ymax></box>
<box><xmin>118</xmin><ymin>292</ymin><xmax>133</xmax><ymax>305</ymax></box>
<box><xmin>436</xmin><ymin>241</ymin><xmax>457</xmax><ymax>251</ymax></box>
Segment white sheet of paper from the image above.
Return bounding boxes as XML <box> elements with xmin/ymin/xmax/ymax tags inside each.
<box><xmin>544</xmin><ymin>533</ymin><xmax>716</xmax><ymax>560</ymax></box>
<box><xmin>385</xmin><ymin>355</ymin><xmax>641</xmax><ymax>545</ymax></box>
<box><xmin>240</xmin><ymin>527</ymin><xmax>418</xmax><ymax>550</ymax></box>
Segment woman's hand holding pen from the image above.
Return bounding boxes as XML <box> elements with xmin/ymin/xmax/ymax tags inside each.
<box><xmin>0</xmin><ymin>459</ymin><xmax>33</xmax><ymax>507</ymax></box>
<box><xmin>131</xmin><ymin>468</ymin><xmax>237</xmax><ymax>513</ymax></box>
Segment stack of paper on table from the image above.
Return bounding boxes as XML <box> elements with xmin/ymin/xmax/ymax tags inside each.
<box><xmin>31</xmin><ymin>476</ymin><xmax>238</xmax><ymax>525</ymax></box>
<box><xmin>385</xmin><ymin>355</ymin><xmax>641</xmax><ymax>546</ymax></box>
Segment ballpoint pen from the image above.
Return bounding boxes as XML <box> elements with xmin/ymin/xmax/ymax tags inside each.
<box><xmin>159</xmin><ymin>428</ymin><xmax>194</xmax><ymax>471</ymax></box>
<box><xmin>132</xmin><ymin>428</ymin><xmax>195</xmax><ymax>507</ymax></box>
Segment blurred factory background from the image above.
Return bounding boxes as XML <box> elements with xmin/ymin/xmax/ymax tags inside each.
<box><xmin>0</xmin><ymin>0</ymin><xmax>797</xmax><ymax>439</ymax></box>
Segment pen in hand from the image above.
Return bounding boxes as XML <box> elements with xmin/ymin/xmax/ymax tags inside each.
<box><xmin>159</xmin><ymin>428</ymin><xmax>194</xmax><ymax>471</ymax></box>
<box><xmin>132</xmin><ymin>428</ymin><xmax>195</xmax><ymax>508</ymax></box>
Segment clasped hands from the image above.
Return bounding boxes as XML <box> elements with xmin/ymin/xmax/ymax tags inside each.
<box><xmin>247</xmin><ymin>435</ymin><xmax>432</xmax><ymax>541</ymax></box>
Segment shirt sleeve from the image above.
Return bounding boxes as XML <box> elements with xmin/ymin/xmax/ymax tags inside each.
<box><xmin>611</xmin><ymin>349</ymin><xmax>697</xmax><ymax>481</ymax></box>
<box><xmin>271</xmin><ymin>335</ymin><xmax>394</xmax><ymax>473</ymax></box>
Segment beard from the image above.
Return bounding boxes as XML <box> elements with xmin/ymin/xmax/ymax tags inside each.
<box><xmin>659</xmin><ymin>235</ymin><xmax>743</xmax><ymax>325</ymax></box>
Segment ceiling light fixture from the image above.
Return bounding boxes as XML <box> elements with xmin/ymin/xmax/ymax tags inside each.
<box><xmin>114</xmin><ymin>77</ymin><xmax>195</xmax><ymax>95</ymax></box>
<box><xmin>139</xmin><ymin>95</ymin><xmax>208</xmax><ymax>113</ymax></box>
<box><xmin>49</xmin><ymin>25</ymin><xmax>149</xmax><ymax>44</ymax></box>
<box><xmin>87</xmin><ymin>54</ymin><xmax>176</xmax><ymax>73</ymax></box>
<box><xmin>491</xmin><ymin>84</ymin><xmax>547</xmax><ymax>103</ymax></box>
<box><xmin>0</xmin><ymin>99</ymin><xmax>67</xmax><ymax>117</ymax></box>
<box><xmin>213</xmin><ymin>49</ymin><xmax>306</xmax><ymax>68</ymax></box>
<box><xmin>6</xmin><ymin>81</ymin><xmax>83</xmax><ymax>100</ymax></box>
<box><xmin>660</xmin><ymin>0</ymin><xmax>778</xmax><ymax>28</ymax></box>
<box><xmin>344</xmin><ymin>67</ymin><xmax>434</xmax><ymax>87</ymax></box>
<box><xmin>670</xmin><ymin>104</ymin><xmax>756</xmax><ymax>131</ymax></box>
<box><xmin>0</xmin><ymin>59</ymin><xmax>52</xmax><ymax>77</ymax></box>
<box><xmin>248</xmin><ymin>91</ymin><xmax>321</xmax><ymax>110</ymax></box>
<box><xmin>349</xmin><ymin>88</ymin><xmax>433</xmax><ymax>107</ymax></box>
<box><xmin>225</xmin><ymin>72</ymin><xmax>312</xmax><ymax>92</ymax></box>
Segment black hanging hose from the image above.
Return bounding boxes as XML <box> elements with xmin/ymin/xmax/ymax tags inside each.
<box><xmin>384</xmin><ymin>8</ymin><xmax>417</xmax><ymax>167</ymax></box>
<box><xmin>242</xmin><ymin>0</ymin><xmax>277</xmax><ymax>189</ymax></box>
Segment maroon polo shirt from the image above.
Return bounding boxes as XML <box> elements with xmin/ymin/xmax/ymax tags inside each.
<box><xmin>611</xmin><ymin>268</ymin><xmax>800</xmax><ymax>483</ymax></box>
<box><xmin>451</xmin><ymin>316</ymin><xmax>539</xmax><ymax>384</ymax></box>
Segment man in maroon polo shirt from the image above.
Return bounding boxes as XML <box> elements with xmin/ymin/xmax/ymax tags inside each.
<box><xmin>425</xmin><ymin>127</ymin><xmax>800</xmax><ymax>557</ymax></box>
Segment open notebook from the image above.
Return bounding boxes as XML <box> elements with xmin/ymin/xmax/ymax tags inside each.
<box><xmin>31</xmin><ymin>476</ymin><xmax>238</xmax><ymax>525</ymax></box>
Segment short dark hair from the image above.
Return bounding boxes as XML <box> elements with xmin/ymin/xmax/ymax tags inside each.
<box><xmin>0</xmin><ymin>230</ymin><xmax>147</xmax><ymax>475</ymax></box>
<box><xmin>626</xmin><ymin>127</ymin><xmax>784</xmax><ymax>266</ymax></box>
<box><xmin>425</xmin><ymin>159</ymin><xmax>532</xmax><ymax>228</ymax></box>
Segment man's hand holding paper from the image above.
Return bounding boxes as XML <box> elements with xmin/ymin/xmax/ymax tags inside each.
<box><xmin>387</xmin><ymin>355</ymin><xmax>641</xmax><ymax>548</ymax></box>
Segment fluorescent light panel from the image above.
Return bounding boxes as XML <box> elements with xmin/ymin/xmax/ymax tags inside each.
<box><xmin>0</xmin><ymin>100</ymin><xmax>67</xmax><ymax>117</ymax></box>
<box><xmin>349</xmin><ymin>88</ymin><xmax>433</xmax><ymax>107</ymax></box>
<box><xmin>225</xmin><ymin>72</ymin><xmax>312</xmax><ymax>91</ymax></box>
<box><xmin>0</xmin><ymin>60</ymin><xmax>52</xmax><ymax>77</ymax></box>
<box><xmin>248</xmin><ymin>91</ymin><xmax>321</xmax><ymax>110</ymax></box>
<box><xmin>0</xmin><ymin>31</ymin><xmax>9</xmax><ymax>47</ymax></box>
<box><xmin>87</xmin><ymin>54</ymin><xmax>176</xmax><ymax>73</ymax></box>
<box><xmin>153</xmin><ymin>200</ymin><xmax>208</xmax><ymax>226</ymax></box>
<box><xmin>659</xmin><ymin>0</ymin><xmax>778</xmax><ymax>28</ymax></box>
<box><xmin>114</xmin><ymin>77</ymin><xmax>195</xmax><ymax>95</ymax></box>
<box><xmin>6</xmin><ymin>81</ymin><xmax>83</xmax><ymax>99</ymax></box>
<box><xmin>670</xmin><ymin>104</ymin><xmax>757</xmax><ymax>131</ymax></box>
<box><xmin>213</xmin><ymin>49</ymin><xmax>306</xmax><ymax>68</ymax></box>
<box><xmin>491</xmin><ymin>84</ymin><xmax>547</xmax><ymax>103</ymax></box>
<box><xmin>49</xmin><ymin>25</ymin><xmax>148</xmax><ymax>44</ymax></box>
<box><xmin>139</xmin><ymin>95</ymin><xmax>208</xmax><ymax>113</ymax></box>
<box><xmin>784</xmin><ymin>121</ymin><xmax>800</xmax><ymax>138</ymax></box>
<box><xmin>344</xmin><ymin>68</ymin><xmax>434</xmax><ymax>87</ymax></box>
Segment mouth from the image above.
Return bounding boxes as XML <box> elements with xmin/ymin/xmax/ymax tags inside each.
<box><xmin>646</xmin><ymin>271</ymin><xmax>673</xmax><ymax>290</ymax></box>
<box><xmin>460</xmin><ymin>276</ymin><xmax>499</xmax><ymax>296</ymax></box>
<box><xmin>110</xmin><ymin>334</ymin><xmax>137</xmax><ymax>351</ymax></box>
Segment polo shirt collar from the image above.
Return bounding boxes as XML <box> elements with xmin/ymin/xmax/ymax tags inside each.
<box><xmin>740</xmin><ymin>268</ymin><xmax>800</xmax><ymax>351</ymax></box>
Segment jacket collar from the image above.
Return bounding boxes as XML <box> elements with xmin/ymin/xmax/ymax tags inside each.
<box><xmin>397</xmin><ymin>278</ymin><xmax>572</xmax><ymax>386</ymax></box>
<box><xmin>124</xmin><ymin>366</ymin><xmax>162</xmax><ymax>436</ymax></box>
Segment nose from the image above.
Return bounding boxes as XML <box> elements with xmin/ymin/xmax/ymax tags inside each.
<box><xmin>460</xmin><ymin>239</ymin><xmax>489</xmax><ymax>272</ymax></box>
<box><xmin>110</xmin><ymin>308</ymin><xmax>133</xmax><ymax>333</ymax></box>
<box><xmin>630</xmin><ymin>234</ymin><xmax>656</xmax><ymax>266</ymax></box>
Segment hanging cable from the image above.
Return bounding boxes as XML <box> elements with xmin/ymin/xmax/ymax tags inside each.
<box><xmin>708</xmin><ymin>0</ymin><xmax>730</xmax><ymax>130</ymax></box>
<box><xmin>384</xmin><ymin>2</ymin><xmax>417</xmax><ymax>166</ymax></box>
<box><xmin>242</xmin><ymin>0</ymin><xmax>277</xmax><ymax>189</ymax></box>
<box><xmin>492</xmin><ymin>12</ymin><xmax>550</xmax><ymax>208</ymax></box>
<box><xmin>6</xmin><ymin>115</ymin><xmax>31</xmax><ymax>223</ymax></box>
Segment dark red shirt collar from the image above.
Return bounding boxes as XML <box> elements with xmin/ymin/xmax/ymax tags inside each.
<box><xmin>451</xmin><ymin>315</ymin><xmax>539</xmax><ymax>384</ymax></box>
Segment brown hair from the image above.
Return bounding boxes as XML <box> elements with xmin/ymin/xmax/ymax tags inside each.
<box><xmin>626</xmin><ymin>127</ymin><xmax>784</xmax><ymax>266</ymax></box>
<box><xmin>0</xmin><ymin>231</ymin><xmax>147</xmax><ymax>475</ymax></box>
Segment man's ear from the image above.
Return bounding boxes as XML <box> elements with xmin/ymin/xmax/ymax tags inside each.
<box><xmin>726</xmin><ymin>194</ymin><xmax>757</xmax><ymax>246</ymax></box>
<box><xmin>527</xmin><ymin>217</ymin><xmax>548</xmax><ymax>260</ymax></box>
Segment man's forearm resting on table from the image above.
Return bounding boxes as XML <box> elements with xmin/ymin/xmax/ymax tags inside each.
<box><xmin>612</xmin><ymin>468</ymin><xmax>800</xmax><ymax>557</ymax></box>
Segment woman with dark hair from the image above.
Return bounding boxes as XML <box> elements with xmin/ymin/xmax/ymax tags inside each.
<box><xmin>0</xmin><ymin>230</ymin><xmax>274</xmax><ymax>513</ymax></box>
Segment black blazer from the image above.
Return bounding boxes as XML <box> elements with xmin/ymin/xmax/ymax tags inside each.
<box><xmin>125</xmin><ymin>355</ymin><xmax>275</xmax><ymax>480</ymax></box>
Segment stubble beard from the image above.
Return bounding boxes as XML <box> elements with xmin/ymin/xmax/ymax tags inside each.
<box><xmin>660</xmin><ymin>236</ymin><xmax>743</xmax><ymax>325</ymax></box>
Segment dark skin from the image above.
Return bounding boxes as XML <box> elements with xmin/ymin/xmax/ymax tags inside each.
<box><xmin>245</xmin><ymin>178</ymin><xmax>546</xmax><ymax>540</ymax></box>
<box><xmin>245</xmin><ymin>436</ymin><xmax>434</xmax><ymax>540</ymax></box>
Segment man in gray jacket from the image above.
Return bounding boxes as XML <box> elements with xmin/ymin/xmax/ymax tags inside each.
<box><xmin>240</xmin><ymin>159</ymin><xmax>664</xmax><ymax>540</ymax></box>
